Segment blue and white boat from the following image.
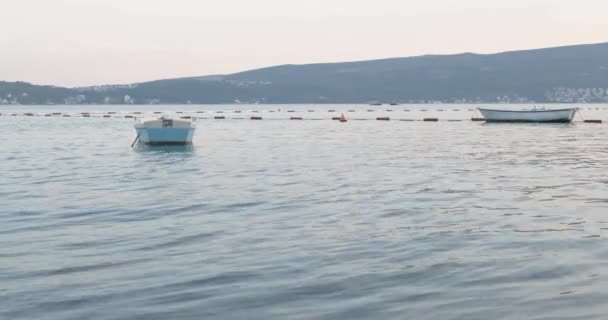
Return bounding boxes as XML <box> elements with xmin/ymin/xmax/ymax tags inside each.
<box><xmin>477</xmin><ymin>106</ymin><xmax>578</xmax><ymax>123</ymax></box>
<box><xmin>134</xmin><ymin>116</ymin><xmax>196</xmax><ymax>145</ymax></box>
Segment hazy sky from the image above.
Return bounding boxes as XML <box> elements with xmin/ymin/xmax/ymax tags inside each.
<box><xmin>1</xmin><ymin>0</ymin><xmax>607</xmax><ymax>86</ymax></box>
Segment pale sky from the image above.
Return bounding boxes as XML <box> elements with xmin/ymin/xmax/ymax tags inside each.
<box><xmin>1</xmin><ymin>0</ymin><xmax>607</xmax><ymax>87</ymax></box>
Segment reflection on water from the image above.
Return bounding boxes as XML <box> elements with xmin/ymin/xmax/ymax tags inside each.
<box><xmin>133</xmin><ymin>143</ymin><xmax>195</xmax><ymax>154</ymax></box>
<box><xmin>481</xmin><ymin>122</ymin><xmax>576</xmax><ymax>128</ymax></box>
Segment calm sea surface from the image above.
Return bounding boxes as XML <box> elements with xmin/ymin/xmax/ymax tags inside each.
<box><xmin>2</xmin><ymin>104</ymin><xmax>608</xmax><ymax>319</ymax></box>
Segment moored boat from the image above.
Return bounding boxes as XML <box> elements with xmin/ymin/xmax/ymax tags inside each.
<box><xmin>133</xmin><ymin>116</ymin><xmax>196</xmax><ymax>145</ymax></box>
<box><xmin>477</xmin><ymin>107</ymin><xmax>578</xmax><ymax>123</ymax></box>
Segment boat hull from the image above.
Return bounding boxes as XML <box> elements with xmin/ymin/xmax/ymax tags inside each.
<box><xmin>478</xmin><ymin>108</ymin><xmax>577</xmax><ymax>123</ymax></box>
<box><xmin>135</xmin><ymin>127</ymin><xmax>195</xmax><ymax>145</ymax></box>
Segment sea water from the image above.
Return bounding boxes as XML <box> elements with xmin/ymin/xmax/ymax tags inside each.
<box><xmin>2</xmin><ymin>104</ymin><xmax>608</xmax><ymax>319</ymax></box>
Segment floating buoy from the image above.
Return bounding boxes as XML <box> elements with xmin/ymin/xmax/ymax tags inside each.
<box><xmin>448</xmin><ymin>119</ymin><xmax>463</xmax><ymax>122</ymax></box>
<box><xmin>25</xmin><ymin>113</ymin><xmax>34</xmax><ymax>116</ymax></box>
<box><xmin>234</xmin><ymin>110</ymin><xmax>241</xmax><ymax>113</ymax></box>
<box><xmin>103</xmin><ymin>115</ymin><xmax>111</xmax><ymax>118</ymax></box>
<box><xmin>196</xmin><ymin>111</ymin><xmax>205</xmax><ymax>113</ymax></box>
<box><xmin>250</xmin><ymin>116</ymin><xmax>263</xmax><ymax>120</ymax></box>
<box><xmin>154</xmin><ymin>111</ymin><xmax>162</xmax><ymax>114</ymax></box>
<box><xmin>376</xmin><ymin>117</ymin><xmax>390</xmax><ymax>121</ymax></box>
<box><xmin>252</xmin><ymin>110</ymin><xmax>259</xmax><ymax>113</ymax></box>
<box><xmin>400</xmin><ymin>119</ymin><xmax>415</xmax><ymax>121</ymax></box>
<box><xmin>214</xmin><ymin>116</ymin><xmax>226</xmax><ymax>119</ymax></box>
<box><xmin>180</xmin><ymin>116</ymin><xmax>192</xmax><ymax>119</ymax></box>
<box><xmin>348</xmin><ymin>110</ymin><xmax>356</xmax><ymax>112</ymax></box>
<box><xmin>386</xmin><ymin>110</ymin><xmax>393</xmax><ymax>112</ymax></box>
<box><xmin>290</xmin><ymin>117</ymin><xmax>303</xmax><ymax>120</ymax></box>
<box><xmin>125</xmin><ymin>115</ymin><xmax>134</xmax><ymax>118</ymax></box>
<box><xmin>108</xmin><ymin>112</ymin><xmax>116</xmax><ymax>114</ymax></box>
<box><xmin>328</xmin><ymin>110</ymin><xmax>336</xmax><ymax>112</ymax></box>
<box><xmin>287</xmin><ymin>110</ymin><xmax>295</xmax><ymax>113</ymax></box>
<box><xmin>584</xmin><ymin>119</ymin><xmax>603</xmax><ymax>123</ymax></box>
<box><xmin>471</xmin><ymin>118</ymin><xmax>486</xmax><ymax>122</ymax></box>
<box><xmin>44</xmin><ymin>114</ymin><xmax>52</xmax><ymax>117</ymax></box>
<box><xmin>216</xmin><ymin>111</ymin><xmax>224</xmax><ymax>113</ymax></box>
<box><xmin>82</xmin><ymin>114</ymin><xmax>90</xmax><ymax>117</ymax></box>
<box><xmin>331</xmin><ymin>116</ymin><xmax>341</xmax><ymax>120</ymax></box>
<box><xmin>403</xmin><ymin>109</ymin><xmax>410</xmax><ymax>112</ymax></box>
<box><xmin>423</xmin><ymin>118</ymin><xmax>438</xmax><ymax>122</ymax></box>
<box><xmin>133</xmin><ymin>112</ymin><xmax>141</xmax><ymax>114</ymax></box>
<box><xmin>308</xmin><ymin>110</ymin><xmax>315</xmax><ymax>112</ymax></box>
<box><xmin>367</xmin><ymin>110</ymin><xmax>374</xmax><ymax>112</ymax></box>
<box><xmin>53</xmin><ymin>112</ymin><xmax>62</xmax><ymax>115</ymax></box>
<box><xmin>339</xmin><ymin>113</ymin><xmax>347</xmax><ymax>123</ymax></box>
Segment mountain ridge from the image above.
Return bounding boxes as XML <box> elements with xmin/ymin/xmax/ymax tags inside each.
<box><xmin>2</xmin><ymin>42</ymin><xmax>608</xmax><ymax>105</ymax></box>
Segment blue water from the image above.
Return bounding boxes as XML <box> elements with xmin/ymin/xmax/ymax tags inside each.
<box><xmin>2</xmin><ymin>104</ymin><xmax>608</xmax><ymax>319</ymax></box>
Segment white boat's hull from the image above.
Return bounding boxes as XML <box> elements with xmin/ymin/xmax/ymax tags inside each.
<box><xmin>134</xmin><ymin>117</ymin><xmax>196</xmax><ymax>145</ymax></box>
<box><xmin>136</xmin><ymin>127</ymin><xmax>195</xmax><ymax>145</ymax></box>
<box><xmin>478</xmin><ymin>108</ymin><xmax>577</xmax><ymax>123</ymax></box>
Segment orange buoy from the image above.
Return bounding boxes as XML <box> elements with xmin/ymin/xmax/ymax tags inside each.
<box><xmin>339</xmin><ymin>113</ymin><xmax>347</xmax><ymax>123</ymax></box>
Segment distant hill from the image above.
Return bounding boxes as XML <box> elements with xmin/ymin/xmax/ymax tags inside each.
<box><xmin>3</xmin><ymin>42</ymin><xmax>608</xmax><ymax>105</ymax></box>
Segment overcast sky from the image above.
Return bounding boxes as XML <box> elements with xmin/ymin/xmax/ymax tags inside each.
<box><xmin>1</xmin><ymin>0</ymin><xmax>607</xmax><ymax>86</ymax></box>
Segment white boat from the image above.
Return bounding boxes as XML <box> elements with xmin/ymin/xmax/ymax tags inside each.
<box><xmin>133</xmin><ymin>116</ymin><xmax>196</xmax><ymax>145</ymax></box>
<box><xmin>477</xmin><ymin>107</ymin><xmax>578</xmax><ymax>123</ymax></box>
